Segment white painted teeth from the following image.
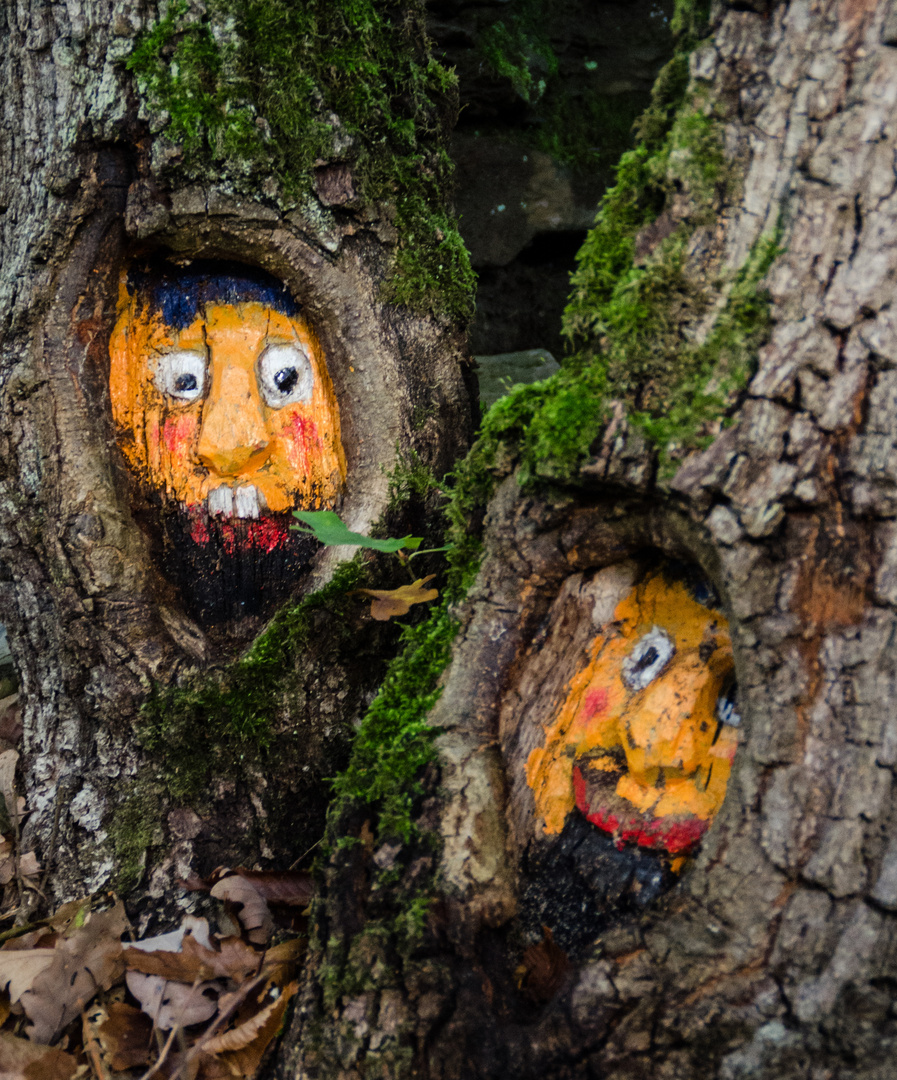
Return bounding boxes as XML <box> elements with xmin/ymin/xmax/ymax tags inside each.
<box><xmin>208</xmin><ymin>486</ymin><xmax>234</xmax><ymax>517</ymax></box>
<box><xmin>234</xmin><ymin>485</ymin><xmax>260</xmax><ymax>519</ymax></box>
<box><xmin>207</xmin><ymin>485</ymin><xmax>262</xmax><ymax>519</ymax></box>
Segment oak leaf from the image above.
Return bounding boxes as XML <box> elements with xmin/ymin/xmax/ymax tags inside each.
<box><xmin>210</xmin><ymin>877</ymin><xmax>273</xmax><ymax>946</ymax></box>
<box><xmin>21</xmin><ymin>901</ymin><xmax>127</xmax><ymax>1043</ymax></box>
<box><xmin>353</xmin><ymin>576</ymin><xmax>439</xmax><ymax>621</ymax></box>
<box><xmin>124</xmin><ymin>934</ymin><xmax>260</xmax><ymax>983</ymax></box>
<box><xmin>0</xmin><ymin>1031</ymin><xmax>77</xmax><ymax>1080</ymax></box>
<box><xmin>94</xmin><ymin>1002</ymin><xmax>154</xmax><ymax>1072</ymax></box>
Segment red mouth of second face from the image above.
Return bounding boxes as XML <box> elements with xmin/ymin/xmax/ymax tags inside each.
<box><xmin>572</xmin><ymin>764</ymin><xmax>709</xmax><ymax>856</ymax></box>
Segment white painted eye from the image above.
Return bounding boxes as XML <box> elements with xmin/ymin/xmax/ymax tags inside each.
<box><xmin>622</xmin><ymin>626</ymin><xmax>676</xmax><ymax>690</ymax></box>
<box><xmin>716</xmin><ymin>679</ymin><xmax>741</xmax><ymax>727</ymax></box>
<box><xmin>257</xmin><ymin>343</ymin><xmax>313</xmax><ymax>408</ymax></box>
<box><xmin>154</xmin><ymin>351</ymin><xmax>206</xmax><ymax>402</ymax></box>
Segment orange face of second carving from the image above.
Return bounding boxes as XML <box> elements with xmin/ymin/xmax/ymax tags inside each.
<box><xmin>109</xmin><ymin>295</ymin><xmax>345</xmax><ymax>520</ymax></box>
<box><xmin>526</xmin><ymin>572</ymin><xmax>740</xmax><ymax>855</ymax></box>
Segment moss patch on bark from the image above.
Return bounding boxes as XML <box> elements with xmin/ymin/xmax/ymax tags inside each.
<box><xmin>127</xmin><ymin>0</ymin><xmax>475</xmax><ymax>320</ymax></box>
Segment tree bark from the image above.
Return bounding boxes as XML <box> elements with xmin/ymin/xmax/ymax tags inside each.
<box><xmin>291</xmin><ymin>1</ymin><xmax>897</xmax><ymax>1077</ymax></box>
<box><xmin>0</xmin><ymin>0</ymin><xmax>474</xmax><ymax>913</ymax></box>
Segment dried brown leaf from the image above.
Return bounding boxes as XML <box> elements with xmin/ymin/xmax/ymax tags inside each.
<box><xmin>0</xmin><ymin>949</ymin><xmax>56</xmax><ymax>1002</ymax></box>
<box><xmin>203</xmin><ymin>981</ymin><xmax>297</xmax><ymax>1078</ymax></box>
<box><xmin>95</xmin><ymin>1001</ymin><xmax>154</xmax><ymax>1071</ymax></box>
<box><xmin>21</xmin><ymin>901</ymin><xmax>127</xmax><ymax>1044</ymax></box>
<box><xmin>0</xmin><ymin>851</ymin><xmax>40</xmax><ymax>888</ymax></box>
<box><xmin>125</xmin><ymin>970</ymin><xmax>223</xmax><ymax>1031</ymax></box>
<box><xmin>353</xmin><ymin>576</ymin><xmax>439</xmax><ymax>621</ymax></box>
<box><xmin>0</xmin><ymin>695</ymin><xmax>21</xmax><ymax>747</ymax></box>
<box><xmin>519</xmin><ymin>926</ymin><xmax>568</xmax><ymax>1002</ymax></box>
<box><xmin>209</xmin><ymin>878</ymin><xmax>273</xmax><ymax>946</ymax></box>
<box><xmin>125</xmin><ymin>934</ymin><xmax>260</xmax><ymax>984</ymax></box>
<box><xmin>230</xmin><ymin>869</ymin><xmax>314</xmax><ymax>909</ymax></box>
<box><xmin>0</xmin><ymin>1030</ymin><xmax>77</xmax><ymax>1079</ymax></box>
<box><xmin>261</xmin><ymin>941</ymin><xmax>306</xmax><ymax>984</ymax></box>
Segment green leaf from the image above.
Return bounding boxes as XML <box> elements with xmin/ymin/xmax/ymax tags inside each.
<box><xmin>291</xmin><ymin>510</ymin><xmax>422</xmax><ymax>553</ymax></box>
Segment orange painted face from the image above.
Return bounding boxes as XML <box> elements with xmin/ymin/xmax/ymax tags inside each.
<box><xmin>526</xmin><ymin>571</ymin><xmax>740</xmax><ymax>855</ymax></box>
<box><xmin>109</xmin><ymin>281</ymin><xmax>345</xmax><ymax>522</ymax></box>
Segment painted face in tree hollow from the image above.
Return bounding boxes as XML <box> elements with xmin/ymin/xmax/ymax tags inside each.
<box><xmin>108</xmin><ymin>262</ymin><xmax>347</xmax><ymax>624</ymax></box>
<box><xmin>526</xmin><ymin>570</ymin><xmax>740</xmax><ymax>856</ymax></box>
<box><xmin>110</xmin><ymin>292</ymin><xmax>344</xmax><ymax>523</ymax></box>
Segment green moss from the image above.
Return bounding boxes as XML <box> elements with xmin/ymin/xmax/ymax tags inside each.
<box><xmin>139</xmin><ymin>558</ymin><xmax>365</xmax><ymax>800</ymax></box>
<box><xmin>127</xmin><ymin>0</ymin><xmax>475</xmax><ymax>321</ymax></box>
<box><xmin>629</xmin><ymin>228</ymin><xmax>782</xmax><ymax>468</ymax></box>
<box><xmin>330</xmin><ymin>599</ymin><xmax>458</xmax><ymax>845</ymax></box>
<box><xmin>479</xmin><ymin>12</ymin><xmax>558</xmax><ymax>105</ymax></box>
<box><xmin>108</xmin><ymin>785</ymin><xmax>162</xmax><ymax>893</ymax></box>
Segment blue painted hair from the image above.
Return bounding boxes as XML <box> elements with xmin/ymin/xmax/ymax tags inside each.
<box><xmin>127</xmin><ymin>258</ymin><xmax>302</xmax><ymax>329</ymax></box>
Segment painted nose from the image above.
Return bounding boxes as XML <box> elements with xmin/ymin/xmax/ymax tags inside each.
<box><xmin>197</xmin><ymin>365</ymin><xmax>271</xmax><ymax>476</ymax></box>
<box><xmin>623</xmin><ymin>673</ymin><xmax>704</xmax><ymax>781</ymax></box>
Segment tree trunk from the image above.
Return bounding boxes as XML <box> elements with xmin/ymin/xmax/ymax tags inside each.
<box><xmin>0</xmin><ymin>0</ymin><xmax>475</xmax><ymax>913</ymax></box>
<box><xmin>290</xmin><ymin>1</ymin><xmax>897</xmax><ymax>1077</ymax></box>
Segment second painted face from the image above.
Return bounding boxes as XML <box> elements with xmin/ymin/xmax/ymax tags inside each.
<box><xmin>109</xmin><ymin>275</ymin><xmax>345</xmax><ymax>526</ymax></box>
<box><xmin>526</xmin><ymin>569</ymin><xmax>740</xmax><ymax>855</ymax></box>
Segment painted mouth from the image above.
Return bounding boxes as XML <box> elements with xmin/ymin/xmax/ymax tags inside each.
<box><xmin>572</xmin><ymin>762</ymin><xmax>710</xmax><ymax>855</ymax></box>
<box><xmin>206</xmin><ymin>484</ymin><xmax>267</xmax><ymax>520</ymax></box>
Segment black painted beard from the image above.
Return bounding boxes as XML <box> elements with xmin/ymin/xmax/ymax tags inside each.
<box><xmin>138</xmin><ymin>495</ymin><xmax>319</xmax><ymax>627</ymax></box>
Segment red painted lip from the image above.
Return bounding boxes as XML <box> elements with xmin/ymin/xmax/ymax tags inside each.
<box><xmin>187</xmin><ymin>510</ymin><xmax>291</xmax><ymax>554</ymax></box>
<box><xmin>572</xmin><ymin>764</ymin><xmax>709</xmax><ymax>855</ymax></box>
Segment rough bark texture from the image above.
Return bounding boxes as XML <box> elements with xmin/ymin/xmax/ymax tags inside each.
<box><xmin>289</xmin><ymin>1</ymin><xmax>897</xmax><ymax>1077</ymax></box>
<box><xmin>0</xmin><ymin>0</ymin><xmax>473</xmax><ymax>916</ymax></box>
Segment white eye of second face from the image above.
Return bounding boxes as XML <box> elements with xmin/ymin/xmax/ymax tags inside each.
<box><xmin>258</xmin><ymin>343</ymin><xmax>313</xmax><ymax>408</ymax></box>
<box><xmin>622</xmin><ymin>626</ymin><xmax>676</xmax><ymax>690</ymax></box>
<box><xmin>716</xmin><ymin>680</ymin><xmax>741</xmax><ymax>727</ymax></box>
<box><xmin>154</xmin><ymin>351</ymin><xmax>206</xmax><ymax>402</ymax></box>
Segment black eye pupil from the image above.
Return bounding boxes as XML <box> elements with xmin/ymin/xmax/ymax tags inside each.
<box><xmin>175</xmin><ymin>373</ymin><xmax>197</xmax><ymax>392</ymax></box>
<box><xmin>634</xmin><ymin>645</ymin><xmax>658</xmax><ymax>672</ymax></box>
<box><xmin>274</xmin><ymin>367</ymin><xmax>298</xmax><ymax>394</ymax></box>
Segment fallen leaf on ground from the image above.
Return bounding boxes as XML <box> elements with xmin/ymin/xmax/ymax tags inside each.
<box><xmin>127</xmin><ymin>915</ymin><xmax>212</xmax><ymax>955</ymax></box>
<box><xmin>210</xmin><ymin>877</ymin><xmax>273</xmax><ymax>946</ymax></box>
<box><xmin>0</xmin><ymin>846</ymin><xmax>40</xmax><ymax>888</ymax></box>
<box><xmin>229</xmin><ymin>869</ymin><xmax>314</xmax><ymax>908</ymax></box>
<box><xmin>0</xmin><ymin>1030</ymin><xmax>78</xmax><ymax>1079</ymax></box>
<box><xmin>353</xmin><ymin>576</ymin><xmax>439</xmax><ymax>621</ymax></box>
<box><xmin>125</xmin><ymin>917</ymin><xmax>224</xmax><ymax>1031</ymax></box>
<box><xmin>0</xmin><ymin>950</ymin><xmax>56</xmax><ymax>1002</ymax></box>
<box><xmin>0</xmin><ymin>695</ymin><xmax>21</xmax><ymax>746</ymax></box>
<box><xmin>125</xmin><ymin>934</ymin><xmax>260</xmax><ymax>983</ymax></box>
<box><xmin>517</xmin><ymin>925</ymin><xmax>569</xmax><ymax>1002</ymax></box>
<box><xmin>21</xmin><ymin>901</ymin><xmax>127</xmax><ymax>1043</ymax></box>
<box><xmin>125</xmin><ymin>969</ymin><xmax>223</xmax><ymax>1031</ymax></box>
<box><xmin>204</xmin><ymin>981</ymin><xmax>298</xmax><ymax>1078</ymax></box>
<box><xmin>95</xmin><ymin>1002</ymin><xmax>153</xmax><ymax>1071</ymax></box>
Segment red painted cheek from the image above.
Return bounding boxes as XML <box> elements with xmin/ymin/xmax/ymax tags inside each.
<box><xmin>284</xmin><ymin>413</ymin><xmax>323</xmax><ymax>474</ymax></box>
<box><xmin>162</xmin><ymin>414</ymin><xmax>198</xmax><ymax>456</ymax></box>
<box><xmin>581</xmin><ymin>686</ymin><xmax>609</xmax><ymax>722</ymax></box>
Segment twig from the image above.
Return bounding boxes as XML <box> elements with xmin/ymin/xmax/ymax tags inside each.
<box><xmin>136</xmin><ymin>1026</ymin><xmax>178</xmax><ymax>1080</ymax></box>
<box><xmin>288</xmin><ymin>835</ymin><xmax>323</xmax><ymax>871</ymax></box>
<box><xmin>167</xmin><ymin>970</ymin><xmax>270</xmax><ymax>1080</ymax></box>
